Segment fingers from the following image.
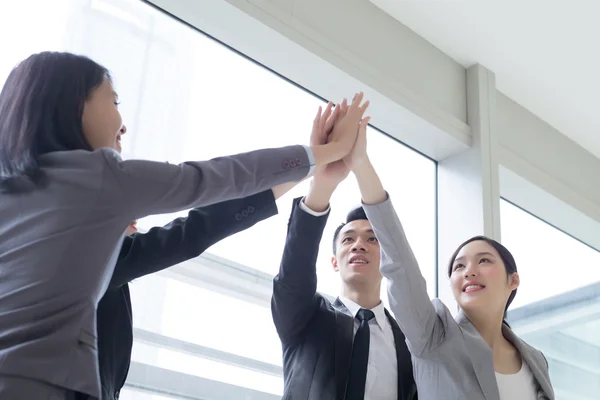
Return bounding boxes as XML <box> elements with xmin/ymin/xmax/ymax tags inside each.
<box><xmin>324</xmin><ymin>103</ymin><xmax>341</xmax><ymax>134</ymax></box>
<box><xmin>350</xmin><ymin>92</ymin><xmax>362</xmax><ymax>107</ymax></box>
<box><xmin>331</xmin><ymin>103</ymin><xmax>342</xmax><ymax>121</ymax></box>
<box><xmin>346</xmin><ymin>92</ymin><xmax>369</xmax><ymax>119</ymax></box>
<box><xmin>359</xmin><ymin>116</ymin><xmax>371</xmax><ymax>132</ymax></box>
<box><xmin>324</xmin><ymin>92</ymin><xmax>368</xmax><ymax>136</ymax></box>
<box><xmin>359</xmin><ymin>100</ymin><xmax>370</xmax><ymax>115</ymax></box>
<box><xmin>320</xmin><ymin>102</ymin><xmax>334</xmax><ymax>131</ymax></box>
<box><xmin>313</xmin><ymin>106</ymin><xmax>322</xmax><ymax>126</ymax></box>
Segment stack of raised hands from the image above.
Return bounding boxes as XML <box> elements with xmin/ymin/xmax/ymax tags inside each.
<box><xmin>308</xmin><ymin>92</ymin><xmax>370</xmax><ymax>168</ymax></box>
<box><xmin>305</xmin><ymin>91</ymin><xmax>386</xmax><ymax>211</ymax></box>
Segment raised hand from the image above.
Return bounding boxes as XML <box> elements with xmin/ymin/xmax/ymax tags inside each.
<box><xmin>310</xmin><ymin>102</ymin><xmax>349</xmax><ymax>188</ymax></box>
<box><xmin>310</xmin><ymin>92</ymin><xmax>369</xmax><ymax>167</ymax></box>
<box><xmin>327</xmin><ymin>92</ymin><xmax>369</xmax><ymax>156</ymax></box>
<box><xmin>343</xmin><ymin>115</ymin><xmax>371</xmax><ymax>171</ymax></box>
<box><xmin>349</xmin><ymin>115</ymin><xmax>386</xmax><ymax>205</ymax></box>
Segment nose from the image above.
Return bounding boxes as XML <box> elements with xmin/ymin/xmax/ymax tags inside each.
<box><xmin>463</xmin><ymin>262</ymin><xmax>477</xmax><ymax>277</ymax></box>
<box><xmin>120</xmin><ymin>125</ymin><xmax>127</xmax><ymax>135</ymax></box>
<box><xmin>351</xmin><ymin>238</ymin><xmax>368</xmax><ymax>253</ymax></box>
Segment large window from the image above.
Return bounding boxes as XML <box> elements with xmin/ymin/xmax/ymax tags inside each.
<box><xmin>1</xmin><ymin>0</ymin><xmax>436</xmax><ymax>398</ymax></box>
<box><xmin>500</xmin><ymin>199</ymin><xmax>600</xmax><ymax>309</ymax></box>
<box><xmin>501</xmin><ymin>199</ymin><xmax>600</xmax><ymax>400</ymax></box>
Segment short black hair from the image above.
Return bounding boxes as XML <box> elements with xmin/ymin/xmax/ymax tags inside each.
<box><xmin>0</xmin><ymin>51</ymin><xmax>110</xmax><ymax>193</ymax></box>
<box><xmin>332</xmin><ymin>206</ymin><xmax>369</xmax><ymax>254</ymax></box>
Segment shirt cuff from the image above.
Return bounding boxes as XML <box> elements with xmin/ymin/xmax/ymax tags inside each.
<box><xmin>303</xmin><ymin>145</ymin><xmax>315</xmax><ymax>175</ymax></box>
<box><xmin>299</xmin><ymin>197</ymin><xmax>330</xmax><ymax>216</ymax></box>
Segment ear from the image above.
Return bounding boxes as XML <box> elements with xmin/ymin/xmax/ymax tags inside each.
<box><xmin>509</xmin><ymin>272</ymin><xmax>520</xmax><ymax>291</ymax></box>
<box><xmin>331</xmin><ymin>256</ymin><xmax>339</xmax><ymax>272</ymax></box>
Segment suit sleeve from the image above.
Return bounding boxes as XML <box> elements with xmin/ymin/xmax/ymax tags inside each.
<box><xmin>100</xmin><ymin>145</ymin><xmax>311</xmax><ymax>220</ymax></box>
<box><xmin>363</xmin><ymin>194</ymin><xmax>446</xmax><ymax>356</ymax></box>
<box><xmin>107</xmin><ymin>189</ymin><xmax>278</xmax><ymax>289</ymax></box>
<box><xmin>271</xmin><ymin>197</ymin><xmax>327</xmax><ymax>344</ymax></box>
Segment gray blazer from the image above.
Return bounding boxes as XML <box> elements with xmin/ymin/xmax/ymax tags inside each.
<box><xmin>362</xmin><ymin>196</ymin><xmax>555</xmax><ymax>400</ymax></box>
<box><xmin>0</xmin><ymin>145</ymin><xmax>311</xmax><ymax>398</ymax></box>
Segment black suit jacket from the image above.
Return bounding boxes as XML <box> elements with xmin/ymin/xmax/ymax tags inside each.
<box><xmin>271</xmin><ymin>198</ymin><xmax>417</xmax><ymax>400</ymax></box>
<box><xmin>97</xmin><ymin>190</ymin><xmax>278</xmax><ymax>400</ymax></box>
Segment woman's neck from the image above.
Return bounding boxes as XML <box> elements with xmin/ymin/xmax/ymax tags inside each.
<box><xmin>466</xmin><ymin>310</ymin><xmax>506</xmax><ymax>349</ymax></box>
<box><xmin>465</xmin><ymin>309</ymin><xmax>522</xmax><ymax>374</ymax></box>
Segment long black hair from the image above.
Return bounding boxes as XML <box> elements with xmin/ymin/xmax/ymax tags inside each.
<box><xmin>0</xmin><ymin>51</ymin><xmax>110</xmax><ymax>193</ymax></box>
<box><xmin>447</xmin><ymin>235</ymin><xmax>518</xmax><ymax>322</ymax></box>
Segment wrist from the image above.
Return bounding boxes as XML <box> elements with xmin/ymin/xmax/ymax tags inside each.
<box><xmin>304</xmin><ymin>180</ymin><xmax>336</xmax><ymax>212</ymax></box>
<box><xmin>351</xmin><ymin>156</ymin><xmax>372</xmax><ymax>173</ymax></box>
<box><xmin>312</xmin><ymin>175</ymin><xmax>340</xmax><ymax>191</ymax></box>
<box><xmin>352</xmin><ymin>162</ymin><xmax>387</xmax><ymax>205</ymax></box>
<box><xmin>310</xmin><ymin>143</ymin><xmax>344</xmax><ymax>166</ymax></box>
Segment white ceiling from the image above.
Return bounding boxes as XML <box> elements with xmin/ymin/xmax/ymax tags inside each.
<box><xmin>370</xmin><ymin>0</ymin><xmax>600</xmax><ymax>159</ymax></box>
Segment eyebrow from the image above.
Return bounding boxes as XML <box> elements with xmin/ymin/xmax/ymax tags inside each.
<box><xmin>454</xmin><ymin>251</ymin><xmax>495</xmax><ymax>263</ymax></box>
<box><xmin>340</xmin><ymin>228</ymin><xmax>375</xmax><ymax>236</ymax></box>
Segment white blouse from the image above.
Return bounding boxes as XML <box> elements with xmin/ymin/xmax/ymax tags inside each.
<box><xmin>495</xmin><ymin>360</ymin><xmax>538</xmax><ymax>400</ymax></box>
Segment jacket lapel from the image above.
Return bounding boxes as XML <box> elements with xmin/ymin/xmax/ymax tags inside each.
<box><xmin>385</xmin><ymin>309</ymin><xmax>416</xmax><ymax>400</ymax></box>
<box><xmin>456</xmin><ymin>311</ymin><xmax>500</xmax><ymax>400</ymax></box>
<box><xmin>502</xmin><ymin>326</ymin><xmax>555</xmax><ymax>400</ymax></box>
<box><xmin>332</xmin><ymin>298</ymin><xmax>354</xmax><ymax>400</ymax></box>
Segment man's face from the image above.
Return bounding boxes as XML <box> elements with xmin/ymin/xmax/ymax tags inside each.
<box><xmin>331</xmin><ymin>219</ymin><xmax>382</xmax><ymax>287</ymax></box>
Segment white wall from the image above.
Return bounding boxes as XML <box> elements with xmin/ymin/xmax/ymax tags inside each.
<box><xmin>148</xmin><ymin>0</ymin><xmax>600</xmax><ymax>238</ymax></box>
<box><xmin>497</xmin><ymin>93</ymin><xmax>600</xmax><ymax>223</ymax></box>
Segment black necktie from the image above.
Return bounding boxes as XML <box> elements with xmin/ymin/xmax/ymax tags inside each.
<box><xmin>345</xmin><ymin>308</ymin><xmax>375</xmax><ymax>400</ymax></box>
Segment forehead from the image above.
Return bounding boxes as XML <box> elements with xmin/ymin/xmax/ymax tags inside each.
<box><xmin>96</xmin><ymin>76</ymin><xmax>115</xmax><ymax>95</ymax></box>
<box><xmin>339</xmin><ymin>219</ymin><xmax>372</xmax><ymax>236</ymax></box>
<box><xmin>456</xmin><ymin>240</ymin><xmax>498</xmax><ymax>258</ymax></box>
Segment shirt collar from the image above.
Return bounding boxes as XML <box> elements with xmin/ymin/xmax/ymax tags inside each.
<box><xmin>338</xmin><ymin>296</ymin><xmax>387</xmax><ymax>331</ymax></box>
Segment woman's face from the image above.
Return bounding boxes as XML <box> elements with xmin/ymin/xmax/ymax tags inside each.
<box><xmin>81</xmin><ymin>77</ymin><xmax>126</xmax><ymax>153</ymax></box>
<box><xmin>449</xmin><ymin>240</ymin><xmax>519</xmax><ymax>316</ymax></box>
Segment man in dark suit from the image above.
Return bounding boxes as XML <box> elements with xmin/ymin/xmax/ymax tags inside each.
<box><xmin>271</xmin><ymin>116</ymin><xmax>417</xmax><ymax>399</ymax></box>
<box><xmin>97</xmin><ymin>184</ymin><xmax>296</xmax><ymax>400</ymax></box>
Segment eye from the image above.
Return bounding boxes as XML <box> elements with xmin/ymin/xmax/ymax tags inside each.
<box><xmin>453</xmin><ymin>263</ymin><xmax>465</xmax><ymax>271</ymax></box>
<box><xmin>368</xmin><ymin>236</ymin><xmax>378</xmax><ymax>243</ymax></box>
<box><xmin>479</xmin><ymin>258</ymin><xmax>491</xmax><ymax>264</ymax></box>
<box><xmin>342</xmin><ymin>237</ymin><xmax>353</xmax><ymax>243</ymax></box>
<box><xmin>114</xmin><ymin>101</ymin><xmax>121</xmax><ymax>107</ymax></box>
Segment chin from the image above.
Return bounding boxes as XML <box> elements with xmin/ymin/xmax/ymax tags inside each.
<box><xmin>343</xmin><ymin>273</ymin><xmax>368</xmax><ymax>285</ymax></box>
<box><xmin>344</xmin><ymin>272</ymin><xmax>379</xmax><ymax>287</ymax></box>
<box><xmin>457</xmin><ymin>296</ymin><xmax>486</xmax><ymax>311</ymax></box>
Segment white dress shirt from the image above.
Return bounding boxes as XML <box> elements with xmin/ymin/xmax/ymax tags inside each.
<box><xmin>299</xmin><ymin>197</ymin><xmax>398</xmax><ymax>399</ymax></box>
<box><xmin>339</xmin><ymin>296</ymin><xmax>398</xmax><ymax>400</ymax></box>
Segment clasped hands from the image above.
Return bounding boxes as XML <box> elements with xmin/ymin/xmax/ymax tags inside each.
<box><xmin>310</xmin><ymin>92</ymin><xmax>371</xmax><ymax>189</ymax></box>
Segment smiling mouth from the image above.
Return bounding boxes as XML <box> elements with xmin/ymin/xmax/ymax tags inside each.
<box><xmin>349</xmin><ymin>257</ymin><xmax>369</xmax><ymax>266</ymax></box>
<box><xmin>463</xmin><ymin>284</ymin><xmax>485</xmax><ymax>293</ymax></box>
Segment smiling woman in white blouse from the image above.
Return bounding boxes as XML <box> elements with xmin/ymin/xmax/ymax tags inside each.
<box><xmin>342</xmin><ymin>115</ymin><xmax>555</xmax><ymax>399</ymax></box>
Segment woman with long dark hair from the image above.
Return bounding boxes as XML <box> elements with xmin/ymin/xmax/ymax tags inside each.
<box><xmin>0</xmin><ymin>51</ymin><xmax>368</xmax><ymax>399</ymax></box>
<box><xmin>338</xmin><ymin>115</ymin><xmax>554</xmax><ymax>399</ymax></box>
